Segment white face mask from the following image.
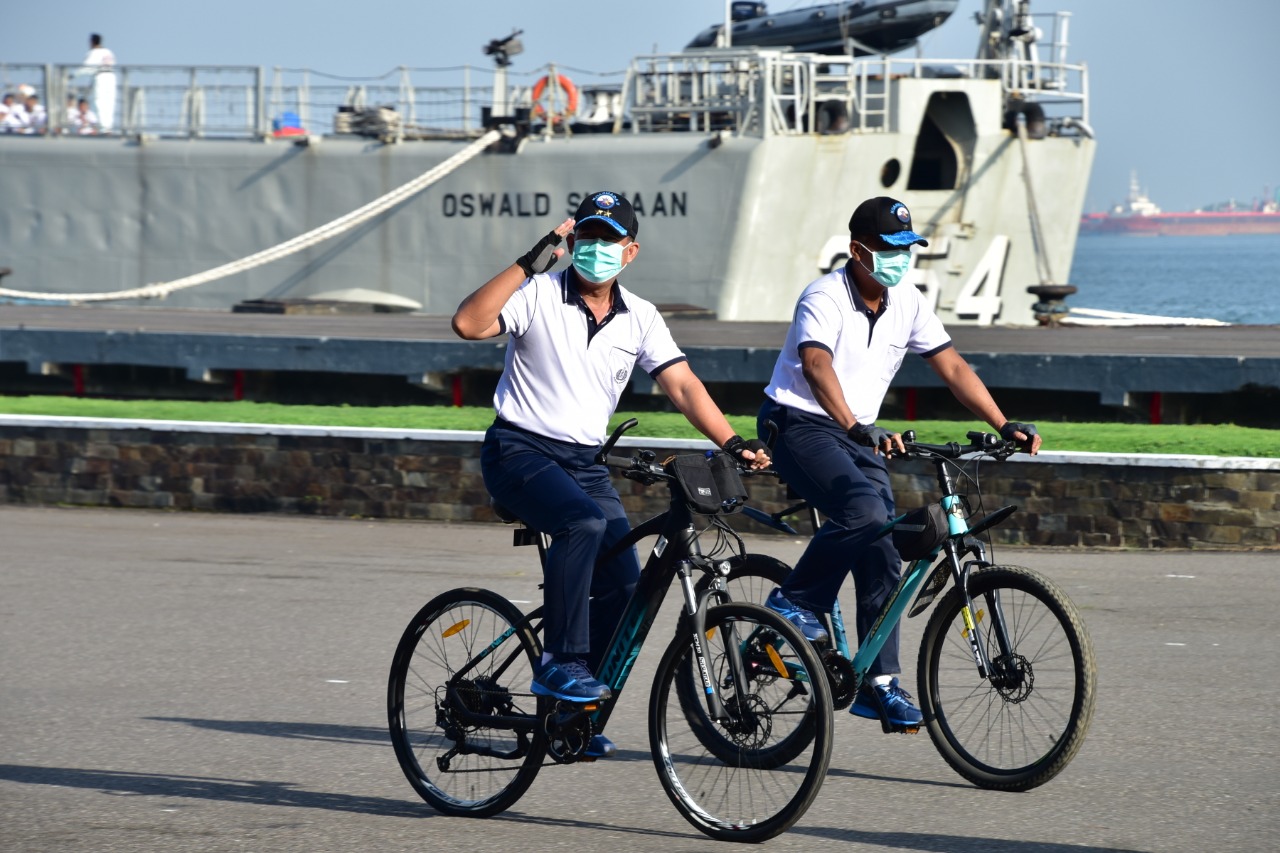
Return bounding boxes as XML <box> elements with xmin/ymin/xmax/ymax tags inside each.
<box><xmin>855</xmin><ymin>244</ymin><xmax>912</xmax><ymax>287</ymax></box>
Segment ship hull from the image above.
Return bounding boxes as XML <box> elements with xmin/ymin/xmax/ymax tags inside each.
<box><xmin>1</xmin><ymin>76</ymin><xmax>1092</xmax><ymax>325</ymax></box>
<box><xmin>1080</xmin><ymin>212</ymin><xmax>1280</xmax><ymax>237</ymax></box>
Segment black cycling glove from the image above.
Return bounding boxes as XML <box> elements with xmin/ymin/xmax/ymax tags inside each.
<box><xmin>999</xmin><ymin>421</ymin><xmax>1039</xmax><ymax>450</ymax></box>
<box><xmin>515</xmin><ymin>229</ymin><xmax>565</xmax><ymax>277</ymax></box>
<box><xmin>723</xmin><ymin>434</ymin><xmax>768</xmax><ymax>464</ymax></box>
<box><xmin>847</xmin><ymin>422</ymin><xmax>894</xmax><ymax>448</ymax></box>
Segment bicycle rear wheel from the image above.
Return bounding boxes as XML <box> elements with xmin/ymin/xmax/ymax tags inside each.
<box><xmin>651</xmin><ymin>602</ymin><xmax>833</xmax><ymax>843</ymax></box>
<box><xmin>714</xmin><ymin>552</ymin><xmax>791</xmax><ymax>606</ymax></box>
<box><xmin>918</xmin><ymin>565</ymin><xmax>1096</xmax><ymax>791</ymax></box>
<box><xmin>387</xmin><ymin>587</ymin><xmax>547</xmax><ymax>816</ymax></box>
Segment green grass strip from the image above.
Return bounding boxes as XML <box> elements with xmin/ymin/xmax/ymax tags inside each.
<box><xmin>1</xmin><ymin>396</ymin><xmax>1277</xmax><ymax>457</ymax></box>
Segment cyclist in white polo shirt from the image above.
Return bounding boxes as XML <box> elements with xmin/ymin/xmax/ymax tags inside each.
<box><xmin>758</xmin><ymin>196</ymin><xmax>1041</xmax><ymax>731</ymax></box>
<box><xmin>452</xmin><ymin>190</ymin><xmax>769</xmax><ymax>758</ymax></box>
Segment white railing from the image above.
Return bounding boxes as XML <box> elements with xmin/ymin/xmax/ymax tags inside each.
<box><xmin>0</xmin><ymin>62</ymin><xmax>624</xmax><ymax>140</ymax></box>
<box><xmin>626</xmin><ymin>49</ymin><xmax>1089</xmax><ymax>138</ymax></box>
<box><xmin>2</xmin><ymin>42</ymin><xmax>1088</xmax><ymax>143</ymax></box>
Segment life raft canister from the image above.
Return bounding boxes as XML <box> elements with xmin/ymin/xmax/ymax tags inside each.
<box><xmin>531</xmin><ymin>74</ymin><xmax>579</xmax><ymax>123</ymax></box>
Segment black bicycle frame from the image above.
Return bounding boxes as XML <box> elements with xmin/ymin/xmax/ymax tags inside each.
<box><xmin>446</xmin><ymin>481</ymin><xmax>739</xmax><ymax>736</ymax></box>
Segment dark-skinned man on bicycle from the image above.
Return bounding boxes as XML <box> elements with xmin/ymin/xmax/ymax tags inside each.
<box><xmin>452</xmin><ymin>191</ymin><xmax>770</xmax><ymax>758</ymax></box>
<box><xmin>758</xmin><ymin>196</ymin><xmax>1041</xmax><ymax>730</ymax></box>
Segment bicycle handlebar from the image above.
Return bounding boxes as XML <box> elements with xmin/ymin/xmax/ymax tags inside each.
<box><xmin>596</xmin><ymin>418</ymin><xmax>781</xmax><ymax>482</ymax></box>
<box><xmin>893</xmin><ymin>429</ymin><xmax>1019</xmax><ymax>461</ymax></box>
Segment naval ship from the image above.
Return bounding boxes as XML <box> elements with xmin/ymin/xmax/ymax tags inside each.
<box><xmin>0</xmin><ymin>0</ymin><xmax>1094</xmax><ymax>326</ymax></box>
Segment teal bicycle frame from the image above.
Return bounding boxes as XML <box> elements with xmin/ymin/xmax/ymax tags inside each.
<box><xmin>745</xmin><ymin>432</ymin><xmax>1021</xmax><ymax>693</ymax></box>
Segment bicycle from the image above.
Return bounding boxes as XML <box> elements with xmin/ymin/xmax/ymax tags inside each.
<box><xmin>713</xmin><ymin>428</ymin><xmax>1097</xmax><ymax>792</ymax></box>
<box><xmin>387</xmin><ymin>419</ymin><xmax>835</xmax><ymax>843</ymax></box>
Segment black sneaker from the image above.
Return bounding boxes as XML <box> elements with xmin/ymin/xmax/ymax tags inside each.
<box><xmin>530</xmin><ymin>658</ymin><xmax>612</xmax><ymax>703</ymax></box>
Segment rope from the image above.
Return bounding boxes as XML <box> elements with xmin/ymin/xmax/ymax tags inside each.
<box><xmin>0</xmin><ymin>129</ymin><xmax>501</xmax><ymax>303</ymax></box>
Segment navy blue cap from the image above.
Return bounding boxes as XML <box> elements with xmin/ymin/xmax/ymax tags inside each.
<box><xmin>574</xmin><ymin>191</ymin><xmax>639</xmax><ymax>239</ymax></box>
<box><xmin>848</xmin><ymin>197</ymin><xmax>929</xmax><ymax>247</ymax></box>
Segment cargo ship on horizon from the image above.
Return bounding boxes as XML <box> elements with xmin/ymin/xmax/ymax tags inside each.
<box><xmin>1080</xmin><ymin>172</ymin><xmax>1280</xmax><ymax>236</ymax></box>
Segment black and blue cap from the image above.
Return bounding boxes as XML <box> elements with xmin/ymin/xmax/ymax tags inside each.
<box><xmin>848</xmin><ymin>196</ymin><xmax>929</xmax><ymax>247</ymax></box>
<box><xmin>574</xmin><ymin>190</ymin><xmax>639</xmax><ymax>239</ymax></box>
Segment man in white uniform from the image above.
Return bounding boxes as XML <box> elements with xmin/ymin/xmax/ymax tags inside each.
<box><xmin>759</xmin><ymin>196</ymin><xmax>1041</xmax><ymax>730</ymax></box>
<box><xmin>81</xmin><ymin>33</ymin><xmax>117</xmax><ymax>133</ymax></box>
<box><xmin>452</xmin><ymin>191</ymin><xmax>769</xmax><ymax>757</ymax></box>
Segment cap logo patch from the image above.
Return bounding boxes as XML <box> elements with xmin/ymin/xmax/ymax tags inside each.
<box><xmin>892</xmin><ymin>203</ymin><xmax>911</xmax><ymax>223</ymax></box>
<box><xmin>594</xmin><ymin>192</ymin><xmax>618</xmax><ymax>209</ymax></box>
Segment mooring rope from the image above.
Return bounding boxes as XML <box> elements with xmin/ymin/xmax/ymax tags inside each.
<box><xmin>0</xmin><ymin>129</ymin><xmax>501</xmax><ymax>303</ymax></box>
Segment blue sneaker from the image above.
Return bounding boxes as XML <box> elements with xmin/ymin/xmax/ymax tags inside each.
<box><xmin>583</xmin><ymin>734</ymin><xmax>616</xmax><ymax>759</ymax></box>
<box><xmin>765</xmin><ymin>589</ymin><xmax>830</xmax><ymax>644</ymax></box>
<box><xmin>849</xmin><ymin>676</ymin><xmax>924</xmax><ymax>727</ymax></box>
<box><xmin>530</xmin><ymin>658</ymin><xmax>612</xmax><ymax>703</ymax></box>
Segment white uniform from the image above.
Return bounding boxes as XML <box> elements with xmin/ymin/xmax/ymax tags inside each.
<box><xmin>495</xmin><ymin>269</ymin><xmax>686</xmax><ymax>445</ymax></box>
<box><xmin>765</xmin><ymin>264</ymin><xmax>952</xmax><ymax>424</ymax></box>
<box><xmin>82</xmin><ymin>46</ymin><xmax>117</xmax><ymax>132</ymax></box>
<box><xmin>71</xmin><ymin>105</ymin><xmax>99</xmax><ymax>134</ymax></box>
<box><xmin>18</xmin><ymin>102</ymin><xmax>47</xmax><ymax>134</ymax></box>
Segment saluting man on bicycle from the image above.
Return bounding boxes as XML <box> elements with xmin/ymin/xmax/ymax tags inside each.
<box><xmin>758</xmin><ymin>196</ymin><xmax>1041</xmax><ymax>730</ymax></box>
<box><xmin>452</xmin><ymin>191</ymin><xmax>770</xmax><ymax>758</ymax></box>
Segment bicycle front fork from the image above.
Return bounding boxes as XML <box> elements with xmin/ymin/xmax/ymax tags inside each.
<box><xmin>946</xmin><ymin>539</ymin><xmax>1016</xmax><ymax>682</ymax></box>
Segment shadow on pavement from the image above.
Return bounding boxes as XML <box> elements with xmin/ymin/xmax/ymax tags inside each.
<box><xmin>0</xmin><ymin>763</ymin><xmax>426</xmax><ymax>818</ymax></box>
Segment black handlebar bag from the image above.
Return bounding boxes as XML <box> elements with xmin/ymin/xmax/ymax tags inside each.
<box><xmin>668</xmin><ymin>452</ymin><xmax>747</xmax><ymax>515</ymax></box>
<box><xmin>890</xmin><ymin>503</ymin><xmax>949</xmax><ymax>560</ymax></box>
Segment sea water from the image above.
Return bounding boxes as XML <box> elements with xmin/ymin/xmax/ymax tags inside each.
<box><xmin>1068</xmin><ymin>234</ymin><xmax>1280</xmax><ymax>325</ymax></box>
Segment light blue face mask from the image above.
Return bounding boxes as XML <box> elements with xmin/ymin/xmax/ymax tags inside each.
<box><xmin>856</xmin><ymin>244</ymin><xmax>912</xmax><ymax>288</ymax></box>
<box><xmin>572</xmin><ymin>238</ymin><xmax>628</xmax><ymax>284</ymax></box>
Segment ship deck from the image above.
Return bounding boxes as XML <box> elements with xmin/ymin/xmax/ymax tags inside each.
<box><xmin>1</xmin><ymin>304</ymin><xmax>1277</xmax><ymax>415</ymax></box>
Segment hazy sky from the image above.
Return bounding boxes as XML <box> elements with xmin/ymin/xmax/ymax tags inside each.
<box><xmin>6</xmin><ymin>0</ymin><xmax>1278</xmax><ymax>213</ymax></box>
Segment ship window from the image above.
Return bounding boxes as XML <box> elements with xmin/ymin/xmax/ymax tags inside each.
<box><xmin>881</xmin><ymin>158</ymin><xmax>901</xmax><ymax>188</ymax></box>
<box><xmin>907</xmin><ymin>92</ymin><xmax>975</xmax><ymax>191</ymax></box>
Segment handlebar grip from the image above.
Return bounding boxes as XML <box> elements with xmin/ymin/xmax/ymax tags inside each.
<box><xmin>762</xmin><ymin>419</ymin><xmax>779</xmax><ymax>450</ymax></box>
<box><xmin>602</xmin><ymin>455</ymin><xmax>635</xmax><ymax>470</ymax></box>
<box><xmin>596</xmin><ymin>417</ymin><xmax>639</xmax><ymax>464</ymax></box>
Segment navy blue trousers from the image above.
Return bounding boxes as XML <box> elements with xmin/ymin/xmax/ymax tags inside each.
<box><xmin>758</xmin><ymin>399</ymin><xmax>902</xmax><ymax>676</ymax></box>
<box><xmin>480</xmin><ymin>420</ymin><xmax>640</xmax><ymax>671</ymax></box>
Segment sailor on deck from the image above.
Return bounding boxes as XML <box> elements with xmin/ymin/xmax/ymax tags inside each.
<box><xmin>80</xmin><ymin>33</ymin><xmax>117</xmax><ymax>133</ymax></box>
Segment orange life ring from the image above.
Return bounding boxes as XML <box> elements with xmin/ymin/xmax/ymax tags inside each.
<box><xmin>531</xmin><ymin>73</ymin><xmax>578</xmax><ymax>123</ymax></box>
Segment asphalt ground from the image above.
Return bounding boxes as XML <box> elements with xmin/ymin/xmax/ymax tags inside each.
<box><xmin>1</xmin><ymin>506</ymin><xmax>1277</xmax><ymax>853</ymax></box>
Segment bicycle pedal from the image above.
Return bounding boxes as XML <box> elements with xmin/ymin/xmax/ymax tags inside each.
<box><xmin>891</xmin><ymin>724</ymin><xmax>920</xmax><ymax>735</ymax></box>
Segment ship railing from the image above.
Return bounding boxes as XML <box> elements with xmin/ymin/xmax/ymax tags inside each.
<box><xmin>0</xmin><ymin>62</ymin><xmax>627</xmax><ymax>140</ymax></box>
<box><xmin>622</xmin><ymin>48</ymin><xmax>1088</xmax><ymax>139</ymax></box>
<box><xmin>2</xmin><ymin>52</ymin><xmax>1087</xmax><ymax>142</ymax></box>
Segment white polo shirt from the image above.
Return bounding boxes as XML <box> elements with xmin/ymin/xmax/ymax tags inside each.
<box><xmin>765</xmin><ymin>264</ymin><xmax>952</xmax><ymax>424</ymax></box>
<box><xmin>494</xmin><ymin>269</ymin><xmax>687</xmax><ymax>445</ymax></box>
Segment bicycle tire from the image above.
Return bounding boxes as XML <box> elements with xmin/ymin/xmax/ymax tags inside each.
<box><xmin>917</xmin><ymin>565</ymin><xmax>1096</xmax><ymax>791</ymax></box>
<box><xmin>651</xmin><ymin>602</ymin><xmax>834</xmax><ymax>843</ymax></box>
<box><xmin>388</xmin><ymin>587</ymin><xmax>547</xmax><ymax>816</ymax></box>
<box><xmin>707</xmin><ymin>552</ymin><xmax>792</xmax><ymax>606</ymax></box>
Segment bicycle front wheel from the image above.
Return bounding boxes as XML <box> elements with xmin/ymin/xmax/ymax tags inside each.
<box><xmin>918</xmin><ymin>565</ymin><xmax>1096</xmax><ymax>791</ymax></box>
<box><xmin>651</xmin><ymin>602</ymin><xmax>833</xmax><ymax>843</ymax></box>
<box><xmin>387</xmin><ymin>587</ymin><xmax>547</xmax><ymax>816</ymax></box>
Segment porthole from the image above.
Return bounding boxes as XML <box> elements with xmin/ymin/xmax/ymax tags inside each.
<box><xmin>881</xmin><ymin>158</ymin><xmax>901</xmax><ymax>187</ymax></box>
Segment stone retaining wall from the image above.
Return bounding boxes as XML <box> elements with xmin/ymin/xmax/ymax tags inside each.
<box><xmin>1</xmin><ymin>417</ymin><xmax>1277</xmax><ymax>550</ymax></box>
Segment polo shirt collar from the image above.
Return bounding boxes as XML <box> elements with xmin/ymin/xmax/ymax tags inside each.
<box><xmin>842</xmin><ymin>260</ymin><xmax>889</xmax><ymax>318</ymax></box>
<box><xmin>564</xmin><ymin>267</ymin><xmax>630</xmax><ymax>314</ymax></box>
